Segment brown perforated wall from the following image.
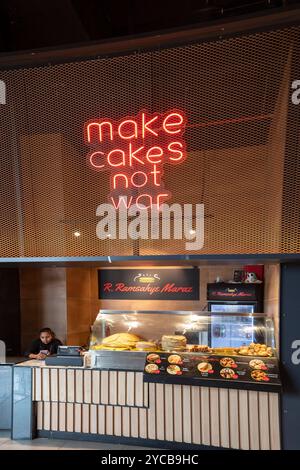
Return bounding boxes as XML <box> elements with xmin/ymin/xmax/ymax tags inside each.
<box><xmin>0</xmin><ymin>26</ymin><xmax>299</xmax><ymax>258</ymax></box>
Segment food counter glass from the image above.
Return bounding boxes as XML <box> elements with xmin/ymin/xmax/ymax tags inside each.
<box><xmin>89</xmin><ymin>310</ymin><xmax>280</xmax><ymax>391</ymax></box>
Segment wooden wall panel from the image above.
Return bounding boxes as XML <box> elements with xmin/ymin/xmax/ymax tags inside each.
<box><xmin>100</xmin><ymin>371</ymin><xmax>109</xmax><ymax>405</ymax></box>
<box><xmin>114</xmin><ymin>406</ymin><xmax>122</xmax><ymax>436</ymax></box>
<box><xmin>59</xmin><ymin>402</ymin><xmax>66</xmax><ymax>432</ymax></box>
<box><xmin>130</xmin><ymin>408</ymin><xmax>139</xmax><ymax>438</ymax></box>
<box><xmin>122</xmin><ymin>406</ymin><xmax>130</xmax><ymax>437</ymax></box>
<box><xmin>238</xmin><ymin>390</ymin><xmax>250</xmax><ymax>450</ymax></box>
<box><xmin>34</xmin><ymin>367</ymin><xmax>42</xmax><ymax>401</ymax></box>
<box><xmin>51</xmin><ymin>402</ymin><xmax>59</xmax><ymax>431</ymax></box>
<box><xmin>183</xmin><ymin>385</ymin><xmax>192</xmax><ymax>444</ymax></box>
<box><xmin>43</xmin><ymin>401</ymin><xmax>51</xmax><ymax>430</ymax></box>
<box><xmin>82</xmin><ymin>404</ymin><xmax>90</xmax><ymax>433</ymax></box>
<box><xmin>37</xmin><ymin>401</ymin><xmax>43</xmax><ymax>430</ymax></box>
<box><xmin>59</xmin><ymin>369</ymin><xmax>67</xmax><ymax>402</ymax></box>
<box><xmin>109</xmin><ymin>371</ymin><xmax>118</xmax><ymax>406</ymax></box>
<box><xmin>147</xmin><ymin>383</ymin><xmax>156</xmax><ymax>440</ymax></box>
<box><xmin>98</xmin><ymin>405</ymin><xmax>105</xmax><ymax>434</ymax></box>
<box><xmin>219</xmin><ymin>388</ymin><xmax>230</xmax><ymax>448</ymax></box>
<box><xmin>66</xmin><ymin>268</ymin><xmax>92</xmax><ymax>346</ymax></box>
<box><xmin>33</xmin><ymin>367</ymin><xmax>281</xmax><ymax>449</ymax></box>
<box><xmin>50</xmin><ymin>369</ymin><xmax>58</xmax><ymax>402</ymax></box>
<box><xmin>249</xmin><ymin>391</ymin><xmax>260</xmax><ymax>450</ymax></box>
<box><xmin>20</xmin><ymin>267</ymin><xmax>67</xmax><ymax>351</ymax></box>
<box><xmin>84</xmin><ymin>370</ymin><xmax>92</xmax><ymax>403</ymax></box>
<box><xmin>191</xmin><ymin>386</ymin><xmax>201</xmax><ymax>445</ymax></box>
<box><xmin>135</xmin><ymin>373</ymin><xmax>144</xmax><ymax>408</ymax></box>
<box><xmin>155</xmin><ymin>384</ymin><xmax>165</xmax><ymax>441</ymax></box>
<box><xmin>126</xmin><ymin>372</ymin><xmax>135</xmax><ymax>407</ymax></box>
<box><xmin>173</xmin><ymin>385</ymin><xmax>183</xmax><ymax>442</ymax></box>
<box><xmin>75</xmin><ymin>370</ymin><xmax>83</xmax><ymax>403</ymax></box>
<box><xmin>30</xmin><ymin>368</ymin><xmax>183</xmax><ymax>408</ymax></box>
<box><xmin>200</xmin><ymin>387</ymin><xmax>211</xmax><ymax>446</ymax></box>
<box><xmin>66</xmin><ymin>403</ymin><xmax>74</xmax><ymax>432</ymax></box>
<box><xmin>144</xmin><ymin>382</ymin><xmax>149</xmax><ymax>408</ymax></box>
<box><xmin>259</xmin><ymin>392</ymin><xmax>271</xmax><ymax>450</ymax></box>
<box><xmin>74</xmin><ymin>403</ymin><xmax>82</xmax><ymax>433</ymax></box>
<box><xmin>139</xmin><ymin>408</ymin><xmax>148</xmax><ymax>439</ymax></box>
<box><xmin>165</xmin><ymin>384</ymin><xmax>174</xmax><ymax>442</ymax></box>
<box><xmin>228</xmin><ymin>389</ymin><xmax>239</xmax><ymax>449</ymax></box>
<box><xmin>67</xmin><ymin>370</ymin><xmax>75</xmax><ymax>402</ymax></box>
<box><xmin>90</xmin><ymin>404</ymin><xmax>98</xmax><ymax>434</ymax></box>
<box><xmin>106</xmin><ymin>406</ymin><xmax>114</xmax><ymax>435</ymax></box>
<box><xmin>210</xmin><ymin>387</ymin><xmax>220</xmax><ymax>447</ymax></box>
<box><xmin>92</xmin><ymin>370</ymin><xmax>100</xmax><ymax>404</ymax></box>
<box><xmin>118</xmin><ymin>372</ymin><xmax>126</xmax><ymax>406</ymax></box>
<box><xmin>42</xmin><ymin>368</ymin><xmax>50</xmax><ymax>402</ymax></box>
<box><xmin>269</xmin><ymin>393</ymin><xmax>281</xmax><ymax>450</ymax></box>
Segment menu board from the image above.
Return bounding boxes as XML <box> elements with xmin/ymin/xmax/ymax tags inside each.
<box><xmin>143</xmin><ymin>352</ymin><xmax>281</xmax><ymax>390</ymax></box>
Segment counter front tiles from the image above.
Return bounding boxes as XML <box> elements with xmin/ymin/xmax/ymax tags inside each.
<box><xmin>9</xmin><ymin>361</ymin><xmax>281</xmax><ymax>450</ymax></box>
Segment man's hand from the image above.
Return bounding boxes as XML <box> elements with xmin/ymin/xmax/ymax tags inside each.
<box><xmin>36</xmin><ymin>353</ymin><xmax>47</xmax><ymax>360</ymax></box>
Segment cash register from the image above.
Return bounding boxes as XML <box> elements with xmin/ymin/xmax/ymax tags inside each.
<box><xmin>45</xmin><ymin>345</ymin><xmax>83</xmax><ymax>366</ymax></box>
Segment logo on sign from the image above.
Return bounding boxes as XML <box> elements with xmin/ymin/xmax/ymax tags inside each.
<box><xmin>133</xmin><ymin>273</ymin><xmax>161</xmax><ymax>284</ymax></box>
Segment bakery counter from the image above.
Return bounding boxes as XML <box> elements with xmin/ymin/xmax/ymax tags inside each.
<box><xmin>8</xmin><ymin>361</ymin><xmax>281</xmax><ymax>449</ymax></box>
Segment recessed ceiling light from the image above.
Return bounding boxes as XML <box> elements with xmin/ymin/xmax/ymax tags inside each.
<box><xmin>74</xmin><ymin>231</ymin><xmax>81</xmax><ymax>237</ymax></box>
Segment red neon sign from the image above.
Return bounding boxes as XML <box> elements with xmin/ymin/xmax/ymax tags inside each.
<box><xmin>84</xmin><ymin>109</ymin><xmax>187</xmax><ymax>208</ymax></box>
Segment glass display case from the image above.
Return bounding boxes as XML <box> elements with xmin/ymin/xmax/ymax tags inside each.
<box><xmin>88</xmin><ymin>310</ymin><xmax>281</xmax><ymax>389</ymax></box>
<box><xmin>88</xmin><ymin>310</ymin><xmax>280</xmax><ymax>389</ymax></box>
<box><xmin>89</xmin><ymin>310</ymin><xmax>276</xmax><ymax>353</ymax></box>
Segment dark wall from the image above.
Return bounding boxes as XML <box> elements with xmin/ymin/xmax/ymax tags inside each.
<box><xmin>280</xmin><ymin>263</ymin><xmax>300</xmax><ymax>450</ymax></box>
<box><xmin>0</xmin><ymin>268</ymin><xmax>20</xmax><ymax>356</ymax></box>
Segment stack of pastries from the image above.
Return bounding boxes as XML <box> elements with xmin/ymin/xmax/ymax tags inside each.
<box><xmin>161</xmin><ymin>335</ymin><xmax>187</xmax><ymax>351</ymax></box>
<box><xmin>101</xmin><ymin>333</ymin><xmax>141</xmax><ymax>350</ymax></box>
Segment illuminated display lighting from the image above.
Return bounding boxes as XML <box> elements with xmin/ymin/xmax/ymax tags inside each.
<box><xmin>84</xmin><ymin>109</ymin><xmax>187</xmax><ymax>208</ymax></box>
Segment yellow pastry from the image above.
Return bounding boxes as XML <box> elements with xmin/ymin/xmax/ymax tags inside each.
<box><xmin>102</xmin><ymin>333</ymin><xmax>141</xmax><ymax>349</ymax></box>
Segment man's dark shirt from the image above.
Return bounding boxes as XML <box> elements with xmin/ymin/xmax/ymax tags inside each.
<box><xmin>25</xmin><ymin>338</ymin><xmax>62</xmax><ymax>357</ymax></box>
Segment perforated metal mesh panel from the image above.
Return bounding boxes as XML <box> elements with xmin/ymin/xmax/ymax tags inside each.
<box><xmin>0</xmin><ymin>26</ymin><xmax>299</xmax><ymax>257</ymax></box>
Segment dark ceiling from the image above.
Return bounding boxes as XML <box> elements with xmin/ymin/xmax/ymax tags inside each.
<box><xmin>0</xmin><ymin>0</ymin><xmax>300</xmax><ymax>54</ymax></box>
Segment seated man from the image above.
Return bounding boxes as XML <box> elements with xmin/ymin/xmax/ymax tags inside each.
<box><xmin>25</xmin><ymin>327</ymin><xmax>62</xmax><ymax>360</ymax></box>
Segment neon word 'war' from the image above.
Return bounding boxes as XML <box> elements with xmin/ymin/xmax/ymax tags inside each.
<box><xmin>84</xmin><ymin>110</ymin><xmax>187</xmax><ymax>209</ymax></box>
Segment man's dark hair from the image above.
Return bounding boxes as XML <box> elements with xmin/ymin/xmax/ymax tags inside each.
<box><xmin>39</xmin><ymin>327</ymin><xmax>55</xmax><ymax>337</ymax></box>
